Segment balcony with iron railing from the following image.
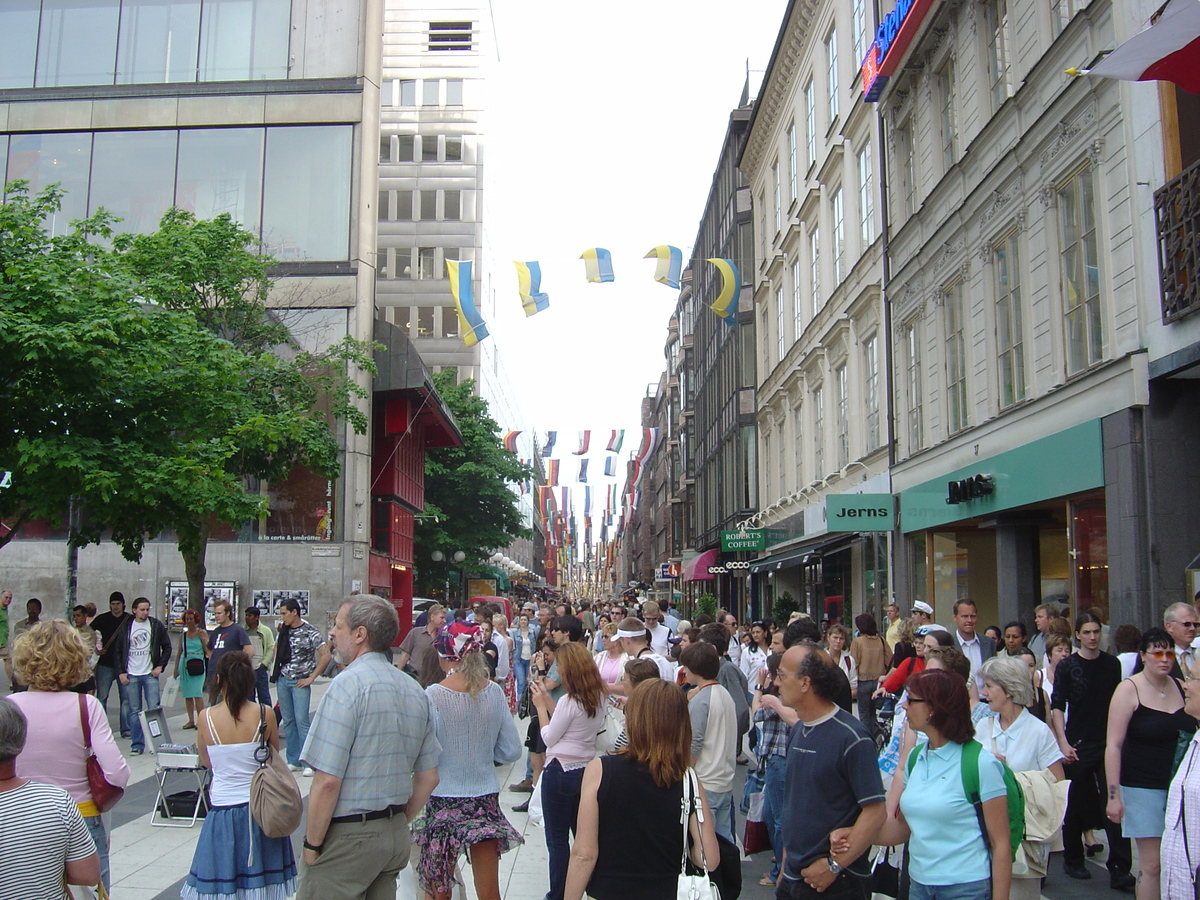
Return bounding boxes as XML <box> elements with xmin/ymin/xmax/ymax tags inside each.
<box><xmin>1157</xmin><ymin>157</ymin><xmax>1200</xmax><ymax>323</ymax></box>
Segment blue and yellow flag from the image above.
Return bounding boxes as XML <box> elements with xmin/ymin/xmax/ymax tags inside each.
<box><xmin>446</xmin><ymin>259</ymin><xmax>489</xmax><ymax>346</ymax></box>
<box><xmin>514</xmin><ymin>261</ymin><xmax>550</xmax><ymax>316</ymax></box>
<box><xmin>706</xmin><ymin>258</ymin><xmax>740</xmax><ymax>326</ymax></box>
<box><xmin>644</xmin><ymin>245</ymin><xmax>683</xmax><ymax>290</ymax></box>
<box><xmin>580</xmin><ymin>248</ymin><xmax>615</xmax><ymax>283</ymax></box>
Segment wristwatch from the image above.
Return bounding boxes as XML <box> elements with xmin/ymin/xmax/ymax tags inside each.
<box><xmin>303</xmin><ymin>838</ymin><xmax>324</xmax><ymax>853</ymax></box>
<box><xmin>826</xmin><ymin>857</ymin><xmax>842</xmax><ymax>875</ymax></box>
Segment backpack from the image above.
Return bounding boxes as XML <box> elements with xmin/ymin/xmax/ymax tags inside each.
<box><xmin>906</xmin><ymin>738</ymin><xmax>1024</xmax><ymax>860</ymax></box>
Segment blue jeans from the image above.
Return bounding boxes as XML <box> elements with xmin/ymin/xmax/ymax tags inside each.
<box><xmin>910</xmin><ymin>878</ymin><xmax>991</xmax><ymax>900</ymax></box>
<box><xmin>514</xmin><ymin>657</ymin><xmax>530</xmax><ymax>700</ymax></box>
<box><xmin>95</xmin><ymin>664</ymin><xmax>130</xmax><ymax>735</ymax></box>
<box><xmin>276</xmin><ymin>677</ymin><xmax>312</xmax><ymax>767</ymax></box>
<box><xmin>857</xmin><ymin>679</ymin><xmax>880</xmax><ymax>740</ymax></box>
<box><xmin>120</xmin><ymin>673</ymin><xmax>161</xmax><ymax>752</ymax></box>
<box><xmin>541</xmin><ymin>759</ymin><xmax>585</xmax><ymax>900</ymax></box>
<box><xmin>254</xmin><ymin>665</ymin><xmax>272</xmax><ymax>706</ymax></box>
<box><xmin>85</xmin><ymin>814</ymin><xmax>110</xmax><ymax>890</ymax></box>
<box><xmin>707</xmin><ymin>788</ymin><xmax>735</xmax><ymax>844</ymax></box>
<box><xmin>762</xmin><ymin>755</ymin><xmax>788</xmax><ymax>879</ymax></box>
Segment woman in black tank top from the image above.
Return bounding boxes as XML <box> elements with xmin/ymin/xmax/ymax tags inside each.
<box><xmin>1105</xmin><ymin>628</ymin><xmax>1198</xmax><ymax>900</ymax></box>
<box><xmin>563</xmin><ymin>680</ymin><xmax>719</xmax><ymax>900</ymax></box>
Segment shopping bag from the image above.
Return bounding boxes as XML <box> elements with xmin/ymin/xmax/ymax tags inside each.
<box><xmin>739</xmin><ymin>765</ymin><xmax>765</xmax><ymax>815</ymax></box>
<box><xmin>527</xmin><ymin>777</ymin><xmax>544</xmax><ymax>828</ymax></box>
<box><xmin>160</xmin><ymin>675</ymin><xmax>180</xmax><ymax>710</ymax></box>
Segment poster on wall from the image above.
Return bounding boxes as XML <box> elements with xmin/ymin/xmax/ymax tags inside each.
<box><xmin>250</xmin><ymin>590</ymin><xmax>311</xmax><ymax>617</ymax></box>
<box><xmin>165</xmin><ymin>581</ymin><xmax>238</xmax><ymax>628</ymax></box>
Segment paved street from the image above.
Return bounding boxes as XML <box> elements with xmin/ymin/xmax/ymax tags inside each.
<box><xmin>76</xmin><ymin>679</ymin><xmax>1115</xmax><ymax>900</ymax></box>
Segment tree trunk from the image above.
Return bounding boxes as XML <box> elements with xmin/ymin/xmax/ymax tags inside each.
<box><xmin>179</xmin><ymin>519</ymin><xmax>211</xmax><ymax>615</ymax></box>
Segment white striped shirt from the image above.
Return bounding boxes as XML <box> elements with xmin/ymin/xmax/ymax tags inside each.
<box><xmin>0</xmin><ymin>780</ymin><xmax>96</xmax><ymax>899</ymax></box>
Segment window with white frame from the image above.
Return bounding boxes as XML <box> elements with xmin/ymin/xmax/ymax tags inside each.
<box><xmin>809</xmin><ymin>226</ymin><xmax>821</xmax><ymax>317</ymax></box>
<box><xmin>937</xmin><ymin>59</ymin><xmax>957</xmax><ymax>172</ymax></box>
<box><xmin>812</xmin><ymin>386</ymin><xmax>825</xmax><ymax>478</ymax></box>
<box><xmin>792</xmin><ymin>260</ymin><xmax>803</xmax><ymax>338</ymax></box>
<box><xmin>904</xmin><ymin>321</ymin><xmax>923</xmax><ymax>451</ymax></box>
<box><xmin>894</xmin><ymin>116</ymin><xmax>916</xmax><ymax>219</ymax></box>
<box><xmin>832</xmin><ymin>187</ymin><xmax>845</xmax><ymax>283</ymax></box>
<box><xmin>787</xmin><ymin>122</ymin><xmax>798</xmax><ymax>203</ymax></box>
<box><xmin>1051</xmin><ymin>0</ymin><xmax>1087</xmax><ymax>36</ymax></box>
<box><xmin>858</xmin><ymin>143</ymin><xmax>875</xmax><ymax>246</ymax></box>
<box><xmin>944</xmin><ymin>279</ymin><xmax>968</xmax><ymax>433</ymax></box>
<box><xmin>863</xmin><ymin>335</ymin><xmax>879</xmax><ymax>449</ymax></box>
<box><xmin>805</xmin><ymin>80</ymin><xmax>816</xmax><ymax>169</ymax></box>
<box><xmin>773</xmin><ymin>159</ymin><xmax>782</xmax><ymax>235</ymax></box>
<box><xmin>1059</xmin><ymin>166</ymin><xmax>1103</xmax><ymax>374</ymax></box>
<box><xmin>835</xmin><ymin>364</ymin><xmax>849</xmax><ymax>468</ymax></box>
<box><xmin>776</xmin><ymin>285</ymin><xmax>786</xmax><ymax>362</ymax></box>
<box><xmin>994</xmin><ymin>230</ymin><xmax>1025</xmax><ymax>407</ymax></box>
<box><xmin>853</xmin><ymin>0</ymin><xmax>867</xmax><ymax>68</ymax></box>
<box><xmin>986</xmin><ymin>0</ymin><xmax>1013</xmax><ymax>109</ymax></box>
<box><xmin>827</xmin><ymin>29</ymin><xmax>840</xmax><ymax>123</ymax></box>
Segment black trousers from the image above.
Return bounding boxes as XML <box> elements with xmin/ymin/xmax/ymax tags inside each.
<box><xmin>1062</xmin><ymin>739</ymin><xmax>1132</xmax><ymax>874</ymax></box>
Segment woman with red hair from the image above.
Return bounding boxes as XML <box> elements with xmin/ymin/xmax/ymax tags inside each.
<box><xmin>874</xmin><ymin>669</ymin><xmax>1012</xmax><ymax>900</ymax></box>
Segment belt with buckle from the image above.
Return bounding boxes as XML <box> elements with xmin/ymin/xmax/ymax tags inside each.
<box><xmin>330</xmin><ymin>803</ymin><xmax>405</xmax><ymax>824</ymax></box>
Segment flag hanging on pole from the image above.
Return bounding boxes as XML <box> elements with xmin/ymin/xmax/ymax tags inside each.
<box><xmin>706</xmin><ymin>258</ymin><xmax>740</xmax><ymax>325</ymax></box>
<box><xmin>580</xmin><ymin>248</ymin><xmax>615</xmax><ymax>283</ymax></box>
<box><xmin>446</xmin><ymin>259</ymin><xmax>488</xmax><ymax>346</ymax></box>
<box><xmin>503</xmin><ymin>430</ymin><xmax>521</xmax><ymax>453</ymax></box>
<box><xmin>603</xmin><ymin>455</ymin><xmax>617</xmax><ymax>477</ymax></box>
<box><xmin>644</xmin><ymin>245</ymin><xmax>683</xmax><ymax>290</ymax></box>
<box><xmin>606</xmin><ymin>430</ymin><xmax>624</xmax><ymax>452</ymax></box>
<box><xmin>578</xmin><ymin>459</ymin><xmax>589</xmax><ymax>483</ymax></box>
<box><xmin>514</xmin><ymin>261</ymin><xmax>551</xmax><ymax>316</ymax></box>
<box><xmin>542</xmin><ymin>432</ymin><xmax>557</xmax><ymax>457</ymax></box>
<box><xmin>1068</xmin><ymin>0</ymin><xmax>1200</xmax><ymax>92</ymax></box>
<box><xmin>547</xmin><ymin>459</ymin><xmax>560</xmax><ymax>487</ymax></box>
<box><xmin>573</xmin><ymin>431</ymin><xmax>591</xmax><ymax>455</ymax></box>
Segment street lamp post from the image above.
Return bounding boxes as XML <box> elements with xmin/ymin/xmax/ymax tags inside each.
<box><xmin>431</xmin><ymin>549</ymin><xmax>467</xmax><ymax>608</ymax></box>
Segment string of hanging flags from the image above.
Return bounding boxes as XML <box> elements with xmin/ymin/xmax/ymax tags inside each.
<box><xmin>445</xmin><ymin>251</ymin><xmax>741</xmax><ymax>346</ymax></box>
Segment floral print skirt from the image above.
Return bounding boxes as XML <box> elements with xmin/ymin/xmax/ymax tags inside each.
<box><xmin>412</xmin><ymin>793</ymin><xmax>523</xmax><ymax>896</ymax></box>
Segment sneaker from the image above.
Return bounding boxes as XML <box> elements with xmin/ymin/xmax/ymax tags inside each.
<box><xmin>288</xmin><ymin>764</ymin><xmax>302</xmax><ymax>772</ymax></box>
<box><xmin>509</xmin><ymin>777</ymin><xmax>534</xmax><ymax>793</ymax></box>
<box><xmin>131</xmin><ymin>749</ymin><xmax>144</xmax><ymax>756</ymax></box>
<box><xmin>512</xmin><ymin>799</ymin><xmax>530</xmax><ymax>813</ymax></box>
<box><xmin>302</xmin><ymin>767</ymin><xmax>314</xmax><ymax>777</ymax></box>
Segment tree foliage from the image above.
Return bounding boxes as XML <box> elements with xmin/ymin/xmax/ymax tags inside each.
<box><xmin>414</xmin><ymin>372</ymin><xmax>532</xmax><ymax>597</ymax></box>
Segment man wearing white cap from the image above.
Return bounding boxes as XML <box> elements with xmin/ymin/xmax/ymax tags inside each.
<box><xmin>909</xmin><ymin>601</ymin><xmax>947</xmax><ymax>632</ymax></box>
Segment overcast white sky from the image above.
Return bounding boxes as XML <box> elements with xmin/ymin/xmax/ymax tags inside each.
<box><xmin>482</xmin><ymin>0</ymin><xmax>787</xmax><ymax>448</ymax></box>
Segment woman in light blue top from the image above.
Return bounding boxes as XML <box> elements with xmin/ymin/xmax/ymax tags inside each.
<box><xmin>511</xmin><ymin>613</ymin><xmax>537</xmax><ymax>699</ymax></box>
<box><xmin>874</xmin><ymin>668</ymin><xmax>1012</xmax><ymax>900</ymax></box>
<box><xmin>412</xmin><ymin>624</ymin><xmax>523</xmax><ymax>900</ymax></box>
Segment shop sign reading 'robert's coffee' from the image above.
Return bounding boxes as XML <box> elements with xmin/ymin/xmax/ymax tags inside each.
<box><xmin>825</xmin><ymin>494</ymin><xmax>895</xmax><ymax>531</ymax></box>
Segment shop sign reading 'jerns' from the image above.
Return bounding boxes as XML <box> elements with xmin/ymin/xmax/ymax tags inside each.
<box><xmin>825</xmin><ymin>494</ymin><xmax>895</xmax><ymax>531</ymax></box>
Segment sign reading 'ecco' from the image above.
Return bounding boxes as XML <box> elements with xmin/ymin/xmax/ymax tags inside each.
<box><xmin>825</xmin><ymin>494</ymin><xmax>895</xmax><ymax>531</ymax></box>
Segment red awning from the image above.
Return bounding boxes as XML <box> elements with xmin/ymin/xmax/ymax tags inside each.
<box><xmin>683</xmin><ymin>547</ymin><xmax>720</xmax><ymax>582</ymax></box>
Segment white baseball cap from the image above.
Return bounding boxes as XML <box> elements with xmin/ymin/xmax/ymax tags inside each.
<box><xmin>911</xmin><ymin>601</ymin><xmax>935</xmax><ymax>616</ymax></box>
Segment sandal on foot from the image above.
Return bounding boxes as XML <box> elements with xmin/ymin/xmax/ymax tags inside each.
<box><xmin>759</xmin><ymin>875</ymin><xmax>777</xmax><ymax>887</ymax></box>
<box><xmin>182</xmin><ymin>723</ymin><xmax>197</xmax><ymax>729</ymax></box>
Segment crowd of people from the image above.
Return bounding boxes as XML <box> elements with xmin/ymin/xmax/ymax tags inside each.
<box><xmin>9</xmin><ymin>587</ymin><xmax>1200</xmax><ymax>900</ymax></box>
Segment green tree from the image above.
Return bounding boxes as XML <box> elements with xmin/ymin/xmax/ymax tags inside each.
<box><xmin>0</xmin><ymin>185</ymin><xmax>255</xmax><ymax>562</ymax></box>
<box><xmin>414</xmin><ymin>372</ymin><xmax>531</xmax><ymax>599</ymax></box>
<box><xmin>113</xmin><ymin>209</ymin><xmax>375</xmax><ymax>611</ymax></box>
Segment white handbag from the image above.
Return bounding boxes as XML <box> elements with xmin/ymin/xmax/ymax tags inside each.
<box><xmin>678</xmin><ymin>768</ymin><xmax>720</xmax><ymax>900</ymax></box>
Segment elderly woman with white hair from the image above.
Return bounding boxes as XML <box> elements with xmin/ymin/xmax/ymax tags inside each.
<box><xmin>979</xmin><ymin>655</ymin><xmax>1067</xmax><ymax>900</ymax></box>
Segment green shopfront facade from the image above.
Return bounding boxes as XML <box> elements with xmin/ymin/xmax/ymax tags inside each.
<box><xmin>898</xmin><ymin>420</ymin><xmax>1108</xmax><ymax>632</ymax></box>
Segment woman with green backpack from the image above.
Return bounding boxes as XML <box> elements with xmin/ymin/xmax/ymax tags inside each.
<box><xmin>872</xmin><ymin>669</ymin><xmax>1013</xmax><ymax>900</ymax></box>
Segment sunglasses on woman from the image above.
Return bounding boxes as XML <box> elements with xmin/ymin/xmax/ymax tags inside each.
<box><xmin>1145</xmin><ymin>648</ymin><xmax>1177</xmax><ymax>660</ymax></box>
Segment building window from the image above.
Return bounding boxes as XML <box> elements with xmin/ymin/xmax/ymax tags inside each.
<box><xmin>827</xmin><ymin>29</ymin><xmax>839</xmax><ymax>123</ymax></box>
<box><xmin>429</xmin><ymin>21</ymin><xmax>472</xmax><ymax>51</ymax></box>
<box><xmin>812</xmin><ymin>386</ymin><xmax>825</xmax><ymax>478</ymax></box>
<box><xmin>987</xmin><ymin>0</ymin><xmax>1013</xmax><ymax>109</ymax></box>
<box><xmin>118</xmin><ymin>0</ymin><xmax>202</xmax><ymax>84</ymax></box>
<box><xmin>420</xmin><ymin>190</ymin><xmax>437</xmax><ymax>221</ymax></box>
<box><xmin>831</xmin><ymin>187</ymin><xmax>845</xmax><ymax>283</ymax></box>
<box><xmin>398</xmin><ymin>134</ymin><xmax>415</xmax><ymax>162</ymax></box>
<box><xmin>894</xmin><ymin>117</ymin><xmax>915</xmax><ymax>219</ymax></box>
<box><xmin>835</xmin><ymin>364</ymin><xmax>849</xmax><ymax>469</ymax></box>
<box><xmin>809</xmin><ymin>226</ymin><xmax>821</xmax><ymax>317</ymax></box>
<box><xmin>805</xmin><ymin>80</ymin><xmax>816</xmax><ymax>169</ymax></box>
<box><xmin>421</xmin><ymin>135</ymin><xmax>438</xmax><ymax>162</ymax></box>
<box><xmin>444</xmin><ymin>190</ymin><xmax>462</xmax><ymax>221</ymax></box>
<box><xmin>776</xmin><ymin>285</ymin><xmax>786</xmax><ymax>362</ymax></box>
<box><xmin>792</xmin><ymin>260</ymin><xmax>803</xmax><ymax>339</ymax></box>
<box><xmin>417</xmin><ymin>306</ymin><xmax>435</xmax><ymax>336</ymax></box>
<box><xmin>994</xmin><ymin>231</ymin><xmax>1025</xmax><ymax>407</ymax></box>
<box><xmin>399</xmin><ymin>79</ymin><xmax>416</xmax><ymax>105</ymax></box>
<box><xmin>379</xmin><ymin>135</ymin><xmax>393</xmax><ymax>163</ymax></box>
<box><xmin>199</xmin><ymin>0</ymin><xmax>289</xmax><ymax>82</ymax></box>
<box><xmin>441</xmin><ymin>306</ymin><xmax>460</xmax><ymax>338</ymax></box>
<box><xmin>858</xmin><ymin>143</ymin><xmax>875</xmax><ymax>246</ymax></box>
<box><xmin>422</xmin><ymin>78</ymin><xmax>440</xmax><ymax>106</ymax></box>
<box><xmin>37</xmin><ymin>0</ymin><xmax>121</xmax><ymax>87</ymax></box>
<box><xmin>904</xmin><ymin>321</ymin><xmax>923</xmax><ymax>451</ymax></box>
<box><xmin>377</xmin><ymin>189</ymin><xmax>390</xmax><ymax>221</ymax></box>
<box><xmin>444</xmin><ymin>136</ymin><xmax>463</xmax><ymax>161</ymax></box>
<box><xmin>944</xmin><ymin>279</ymin><xmax>968</xmax><ymax>433</ymax></box>
<box><xmin>446</xmin><ymin>78</ymin><xmax>464</xmax><ymax>106</ymax></box>
<box><xmin>1059</xmin><ymin>166</ymin><xmax>1102</xmax><ymax>374</ymax></box>
<box><xmin>864</xmin><ymin>335</ymin><xmax>879</xmax><ymax>449</ymax></box>
<box><xmin>416</xmin><ymin>247</ymin><xmax>437</xmax><ymax>279</ymax></box>
<box><xmin>937</xmin><ymin>59</ymin><xmax>957</xmax><ymax>172</ymax></box>
<box><xmin>1051</xmin><ymin>0</ymin><xmax>1087</xmax><ymax>36</ymax></box>
<box><xmin>772</xmin><ymin>159</ymin><xmax>782</xmax><ymax>235</ymax></box>
<box><xmin>787</xmin><ymin>122</ymin><xmax>798</xmax><ymax>204</ymax></box>
<box><xmin>853</xmin><ymin>0</ymin><xmax>867</xmax><ymax>69</ymax></box>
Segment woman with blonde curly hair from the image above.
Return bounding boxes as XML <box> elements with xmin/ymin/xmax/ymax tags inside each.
<box><xmin>10</xmin><ymin>620</ymin><xmax>131</xmax><ymax>892</ymax></box>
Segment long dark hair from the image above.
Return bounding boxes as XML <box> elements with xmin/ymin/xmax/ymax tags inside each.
<box><xmin>210</xmin><ymin>651</ymin><xmax>255</xmax><ymax>720</ymax></box>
